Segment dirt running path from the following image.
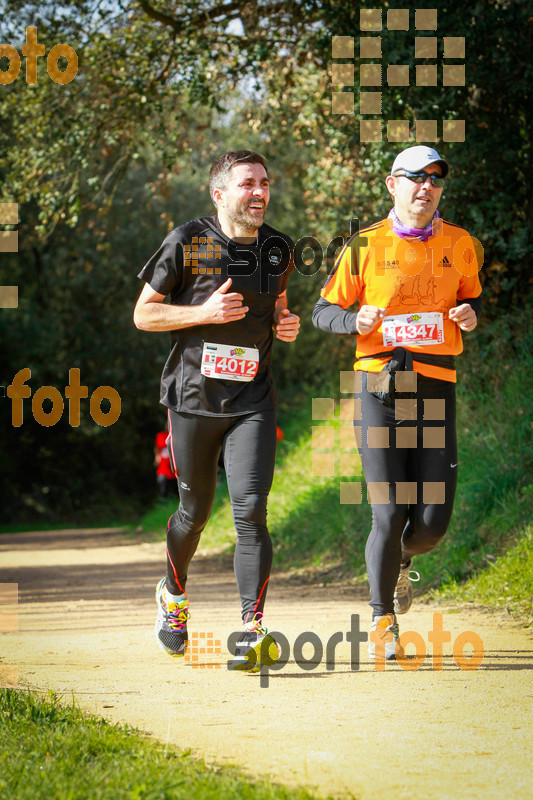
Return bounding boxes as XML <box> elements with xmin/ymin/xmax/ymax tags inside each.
<box><xmin>1</xmin><ymin>528</ymin><xmax>532</xmax><ymax>799</ymax></box>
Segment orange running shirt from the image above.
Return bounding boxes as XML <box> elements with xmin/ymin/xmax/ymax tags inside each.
<box><xmin>320</xmin><ymin>218</ymin><xmax>483</xmax><ymax>382</ymax></box>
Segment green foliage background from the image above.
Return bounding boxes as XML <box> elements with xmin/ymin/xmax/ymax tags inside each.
<box><xmin>0</xmin><ymin>0</ymin><xmax>532</xmax><ymax>526</ymax></box>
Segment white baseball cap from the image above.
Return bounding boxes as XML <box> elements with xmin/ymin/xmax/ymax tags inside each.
<box><xmin>391</xmin><ymin>146</ymin><xmax>449</xmax><ymax>178</ymax></box>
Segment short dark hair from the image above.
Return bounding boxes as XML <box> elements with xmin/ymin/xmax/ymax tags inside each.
<box><xmin>209</xmin><ymin>150</ymin><xmax>268</xmax><ymax>204</ymax></box>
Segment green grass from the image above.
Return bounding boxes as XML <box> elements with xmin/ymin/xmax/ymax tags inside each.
<box><xmin>136</xmin><ymin>479</ymin><xmax>231</xmax><ymax>547</ymax></box>
<box><xmin>265</xmin><ymin>419</ymin><xmax>368</xmax><ymax>575</ymax></box>
<box><xmin>0</xmin><ymin>689</ymin><xmax>330</xmax><ymax>800</ymax></box>
<box><xmin>0</xmin><ymin>511</ymin><xmax>137</xmax><ymax>536</ymax></box>
<box><xmin>416</xmin><ymin>341</ymin><xmax>533</xmax><ymax>593</ymax></box>
<box><xmin>0</xmin><ymin>521</ymin><xmax>80</xmax><ymax>535</ymax></box>
<box><xmin>433</xmin><ymin>522</ymin><xmax>533</xmax><ymax>625</ymax></box>
<box><xmin>137</xmin><ymin>498</ymin><xmax>178</xmax><ymax>539</ymax></box>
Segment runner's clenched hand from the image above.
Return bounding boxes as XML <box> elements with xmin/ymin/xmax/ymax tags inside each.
<box><xmin>201</xmin><ymin>278</ymin><xmax>248</xmax><ymax>324</ymax></box>
<box><xmin>449</xmin><ymin>303</ymin><xmax>477</xmax><ymax>332</ymax></box>
<box><xmin>356</xmin><ymin>305</ymin><xmax>386</xmax><ymax>335</ymax></box>
<box><xmin>274</xmin><ymin>308</ymin><xmax>300</xmax><ymax>341</ymax></box>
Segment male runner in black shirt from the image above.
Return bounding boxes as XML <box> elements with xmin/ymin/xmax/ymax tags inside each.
<box><xmin>134</xmin><ymin>151</ymin><xmax>300</xmax><ymax>670</ymax></box>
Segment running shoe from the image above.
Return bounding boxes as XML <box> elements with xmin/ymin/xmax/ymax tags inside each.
<box><xmin>393</xmin><ymin>559</ymin><xmax>420</xmax><ymax>615</ymax></box>
<box><xmin>368</xmin><ymin>613</ymin><xmax>401</xmax><ymax>661</ymax></box>
<box><xmin>228</xmin><ymin>613</ymin><xmax>279</xmax><ymax>672</ymax></box>
<box><xmin>155</xmin><ymin>578</ymin><xmax>189</xmax><ymax>657</ymax></box>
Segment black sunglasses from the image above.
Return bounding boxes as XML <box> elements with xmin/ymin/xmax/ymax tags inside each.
<box><xmin>394</xmin><ymin>170</ymin><xmax>446</xmax><ymax>187</ymax></box>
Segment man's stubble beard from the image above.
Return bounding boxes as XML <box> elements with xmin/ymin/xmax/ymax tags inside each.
<box><xmin>226</xmin><ymin>204</ymin><xmax>265</xmax><ymax>236</ymax></box>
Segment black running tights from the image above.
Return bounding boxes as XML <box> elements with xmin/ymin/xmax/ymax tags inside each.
<box><xmin>357</xmin><ymin>372</ymin><xmax>458</xmax><ymax>617</ymax></box>
<box><xmin>166</xmin><ymin>409</ymin><xmax>277</xmax><ymax>622</ymax></box>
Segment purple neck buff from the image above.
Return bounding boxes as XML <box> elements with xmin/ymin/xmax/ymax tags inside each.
<box><xmin>388</xmin><ymin>208</ymin><xmax>440</xmax><ymax>241</ymax></box>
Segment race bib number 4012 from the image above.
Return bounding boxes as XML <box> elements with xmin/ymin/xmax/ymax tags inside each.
<box><xmin>201</xmin><ymin>342</ymin><xmax>259</xmax><ymax>382</ymax></box>
<box><xmin>382</xmin><ymin>312</ymin><xmax>444</xmax><ymax>347</ymax></box>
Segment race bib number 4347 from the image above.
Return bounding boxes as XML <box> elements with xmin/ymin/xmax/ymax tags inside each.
<box><xmin>201</xmin><ymin>342</ymin><xmax>259</xmax><ymax>382</ymax></box>
<box><xmin>382</xmin><ymin>312</ymin><xmax>444</xmax><ymax>347</ymax></box>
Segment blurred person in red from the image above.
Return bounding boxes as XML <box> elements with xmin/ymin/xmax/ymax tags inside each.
<box><xmin>154</xmin><ymin>426</ymin><xmax>177</xmax><ymax>499</ymax></box>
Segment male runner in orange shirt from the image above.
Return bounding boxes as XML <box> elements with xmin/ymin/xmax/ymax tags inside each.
<box><xmin>313</xmin><ymin>146</ymin><xmax>482</xmax><ymax>660</ymax></box>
